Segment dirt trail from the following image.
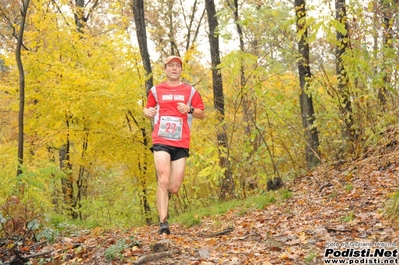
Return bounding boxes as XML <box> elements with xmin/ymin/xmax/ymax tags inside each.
<box><xmin>5</xmin><ymin>145</ymin><xmax>399</xmax><ymax>265</ymax></box>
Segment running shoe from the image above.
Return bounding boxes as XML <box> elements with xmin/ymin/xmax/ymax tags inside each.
<box><xmin>159</xmin><ymin>222</ymin><xmax>170</xmax><ymax>235</ymax></box>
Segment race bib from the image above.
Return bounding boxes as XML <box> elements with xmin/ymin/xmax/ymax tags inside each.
<box><xmin>158</xmin><ymin>116</ymin><xmax>183</xmax><ymax>140</ymax></box>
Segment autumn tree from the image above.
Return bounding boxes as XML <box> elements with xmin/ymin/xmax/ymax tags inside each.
<box><xmin>128</xmin><ymin>0</ymin><xmax>153</xmax><ymax>224</ymax></box>
<box><xmin>132</xmin><ymin>0</ymin><xmax>153</xmax><ymax>94</ymax></box>
<box><xmin>15</xmin><ymin>0</ymin><xmax>30</xmax><ymax>179</ymax></box>
<box><xmin>377</xmin><ymin>0</ymin><xmax>396</xmax><ymax>108</ymax></box>
<box><xmin>224</xmin><ymin>1</ymin><xmax>260</xmax><ymax>194</ymax></box>
<box><xmin>58</xmin><ymin>0</ymin><xmax>102</xmax><ymax>219</ymax></box>
<box><xmin>141</xmin><ymin>0</ymin><xmax>206</xmax><ymax>63</ymax></box>
<box><xmin>11</xmin><ymin>0</ymin><xmax>152</xmax><ymax>224</ymax></box>
<box><xmin>295</xmin><ymin>0</ymin><xmax>320</xmax><ymax>168</ymax></box>
<box><xmin>335</xmin><ymin>0</ymin><xmax>355</xmax><ymax>151</ymax></box>
<box><xmin>1</xmin><ymin>0</ymin><xmax>30</xmax><ymax>180</ymax></box>
<box><xmin>0</xmin><ymin>0</ymin><xmax>31</xmax><ymax>196</ymax></box>
<box><xmin>205</xmin><ymin>0</ymin><xmax>234</xmax><ymax>200</ymax></box>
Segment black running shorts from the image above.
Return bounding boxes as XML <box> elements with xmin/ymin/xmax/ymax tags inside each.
<box><xmin>150</xmin><ymin>144</ymin><xmax>190</xmax><ymax>161</ymax></box>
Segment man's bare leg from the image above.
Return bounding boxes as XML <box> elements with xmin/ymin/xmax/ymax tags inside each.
<box><xmin>154</xmin><ymin>151</ymin><xmax>171</xmax><ymax>223</ymax></box>
<box><xmin>169</xmin><ymin>157</ymin><xmax>186</xmax><ymax>194</ymax></box>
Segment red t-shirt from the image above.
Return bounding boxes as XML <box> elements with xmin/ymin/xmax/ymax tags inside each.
<box><xmin>145</xmin><ymin>82</ymin><xmax>205</xmax><ymax>148</ymax></box>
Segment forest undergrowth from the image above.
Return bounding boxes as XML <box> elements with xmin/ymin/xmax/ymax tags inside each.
<box><xmin>1</xmin><ymin>139</ymin><xmax>399</xmax><ymax>265</ymax></box>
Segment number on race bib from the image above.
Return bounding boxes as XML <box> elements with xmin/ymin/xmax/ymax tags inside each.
<box><xmin>165</xmin><ymin>122</ymin><xmax>176</xmax><ymax>134</ymax></box>
<box><xmin>158</xmin><ymin>116</ymin><xmax>183</xmax><ymax>140</ymax></box>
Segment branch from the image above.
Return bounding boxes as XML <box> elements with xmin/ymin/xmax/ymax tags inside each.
<box><xmin>83</xmin><ymin>0</ymin><xmax>100</xmax><ymax>22</ymax></box>
<box><xmin>203</xmin><ymin>227</ymin><xmax>234</xmax><ymax>238</ymax></box>
<box><xmin>251</xmin><ymin>119</ymin><xmax>281</xmax><ymax>178</ymax></box>
<box><xmin>21</xmin><ymin>249</ymin><xmax>53</xmax><ymax>259</ymax></box>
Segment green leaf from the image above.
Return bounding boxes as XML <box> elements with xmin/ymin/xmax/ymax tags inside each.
<box><xmin>27</xmin><ymin>219</ymin><xmax>40</xmax><ymax>231</ymax></box>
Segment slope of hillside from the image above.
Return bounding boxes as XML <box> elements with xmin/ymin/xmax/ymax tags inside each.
<box><xmin>3</xmin><ymin>142</ymin><xmax>399</xmax><ymax>265</ymax></box>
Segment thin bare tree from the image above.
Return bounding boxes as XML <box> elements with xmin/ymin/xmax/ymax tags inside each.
<box><xmin>16</xmin><ymin>0</ymin><xmax>30</xmax><ymax>179</ymax></box>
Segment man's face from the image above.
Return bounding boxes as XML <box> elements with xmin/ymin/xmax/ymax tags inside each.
<box><xmin>164</xmin><ymin>59</ymin><xmax>182</xmax><ymax>81</ymax></box>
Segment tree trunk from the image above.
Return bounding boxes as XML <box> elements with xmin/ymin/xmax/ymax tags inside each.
<box><xmin>378</xmin><ymin>0</ymin><xmax>395</xmax><ymax>108</ymax></box>
<box><xmin>295</xmin><ymin>0</ymin><xmax>320</xmax><ymax>168</ymax></box>
<box><xmin>335</xmin><ymin>0</ymin><xmax>355</xmax><ymax>149</ymax></box>
<box><xmin>131</xmin><ymin>0</ymin><xmax>154</xmax><ymax>224</ymax></box>
<box><xmin>205</xmin><ymin>0</ymin><xmax>234</xmax><ymax>200</ymax></box>
<box><xmin>59</xmin><ymin>136</ymin><xmax>75</xmax><ymax>219</ymax></box>
<box><xmin>74</xmin><ymin>132</ymin><xmax>89</xmax><ymax>220</ymax></box>
<box><xmin>132</xmin><ymin>0</ymin><xmax>153</xmax><ymax>94</ymax></box>
<box><xmin>16</xmin><ymin>0</ymin><xmax>30</xmax><ymax>179</ymax></box>
<box><xmin>74</xmin><ymin>0</ymin><xmax>84</xmax><ymax>33</ymax></box>
<box><xmin>139</xmin><ymin>159</ymin><xmax>152</xmax><ymax>225</ymax></box>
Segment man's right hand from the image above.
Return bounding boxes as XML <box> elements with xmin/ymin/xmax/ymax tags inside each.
<box><xmin>143</xmin><ymin>107</ymin><xmax>157</xmax><ymax>118</ymax></box>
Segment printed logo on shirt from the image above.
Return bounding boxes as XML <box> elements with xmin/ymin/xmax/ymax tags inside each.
<box><xmin>162</xmin><ymin>94</ymin><xmax>185</xmax><ymax>101</ymax></box>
